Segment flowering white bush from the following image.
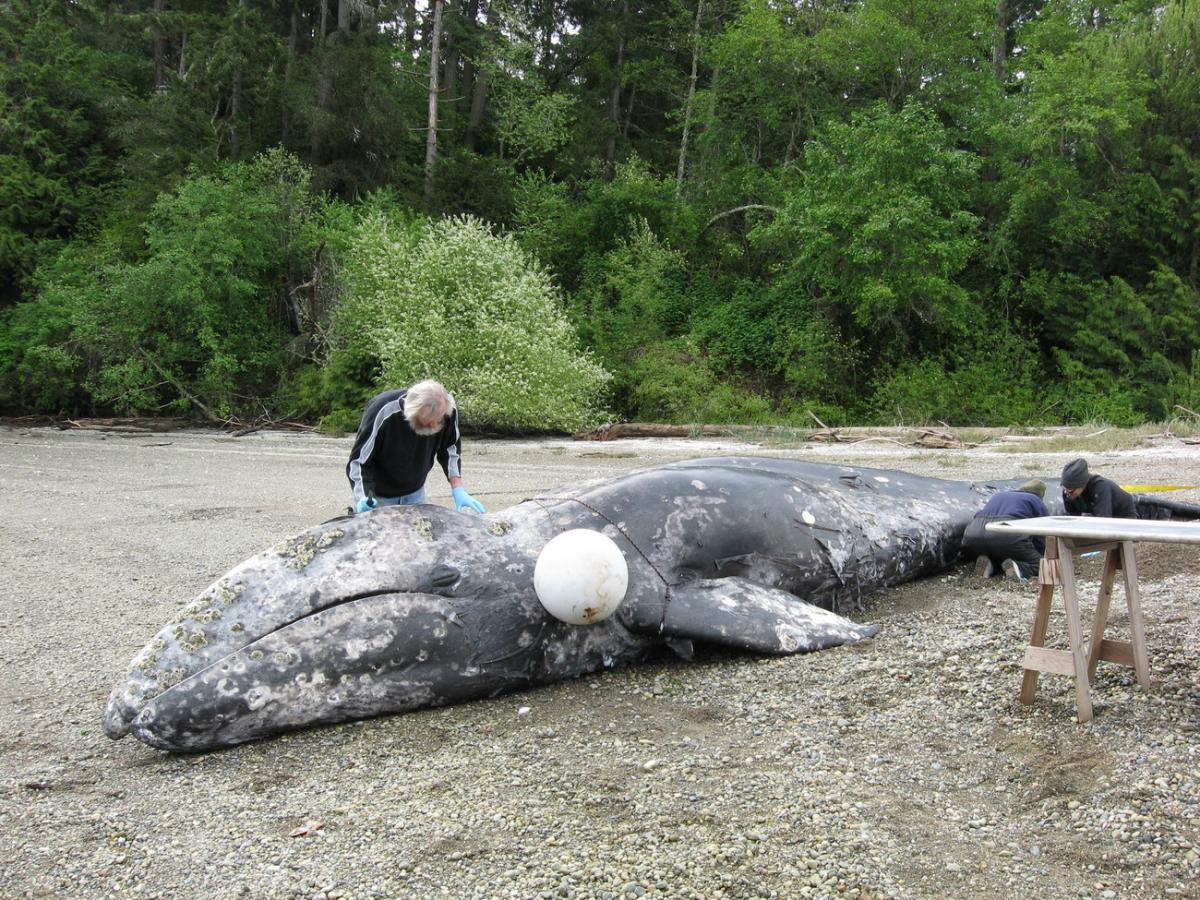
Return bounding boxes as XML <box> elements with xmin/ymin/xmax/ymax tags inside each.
<box><xmin>337</xmin><ymin>213</ymin><xmax>610</xmax><ymax>432</ymax></box>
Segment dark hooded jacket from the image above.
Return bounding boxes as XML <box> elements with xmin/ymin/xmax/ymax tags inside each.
<box><xmin>1063</xmin><ymin>475</ymin><xmax>1137</xmax><ymax>519</ymax></box>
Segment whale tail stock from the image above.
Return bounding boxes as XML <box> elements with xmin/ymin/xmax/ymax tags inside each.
<box><xmin>1133</xmin><ymin>493</ymin><xmax>1200</xmax><ymax>520</ymax></box>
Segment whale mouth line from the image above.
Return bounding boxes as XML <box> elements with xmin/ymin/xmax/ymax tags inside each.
<box><xmin>147</xmin><ymin>588</ymin><xmax>456</xmax><ymax>710</ymax></box>
<box><xmin>263</xmin><ymin>587</ymin><xmax>431</xmax><ymax>641</ymax></box>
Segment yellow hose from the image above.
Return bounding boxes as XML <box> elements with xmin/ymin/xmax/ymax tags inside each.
<box><xmin>1120</xmin><ymin>484</ymin><xmax>1196</xmax><ymax>492</ymax></box>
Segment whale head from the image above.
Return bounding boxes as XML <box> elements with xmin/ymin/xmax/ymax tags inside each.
<box><xmin>103</xmin><ymin>503</ymin><xmax>648</xmax><ymax>751</ymax></box>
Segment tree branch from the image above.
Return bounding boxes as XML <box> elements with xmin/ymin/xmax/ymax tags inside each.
<box><xmin>135</xmin><ymin>348</ymin><xmax>224</xmax><ymax>425</ymax></box>
<box><xmin>701</xmin><ymin>204</ymin><xmax>781</xmax><ymax>232</ymax></box>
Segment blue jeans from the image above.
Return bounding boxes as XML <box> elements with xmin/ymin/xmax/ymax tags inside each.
<box><xmin>376</xmin><ymin>486</ymin><xmax>427</xmax><ymax>506</ymax></box>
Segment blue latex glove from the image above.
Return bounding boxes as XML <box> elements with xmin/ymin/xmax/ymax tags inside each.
<box><xmin>355</xmin><ymin>497</ymin><xmax>378</xmax><ymax>514</ymax></box>
<box><xmin>452</xmin><ymin>486</ymin><xmax>485</xmax><ymax>514</ymax></box>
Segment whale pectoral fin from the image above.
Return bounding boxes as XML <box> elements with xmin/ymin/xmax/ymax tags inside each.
<box><xmin>660</xmin><ymin>577</ymin><xmax>879</xmax><ymax>655</ymax></box>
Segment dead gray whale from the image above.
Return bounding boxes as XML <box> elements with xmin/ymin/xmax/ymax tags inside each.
<box><xmin>101</xmin><ymin>456</ymin><xmax>1193</xmax><ymax>752</ymax></box>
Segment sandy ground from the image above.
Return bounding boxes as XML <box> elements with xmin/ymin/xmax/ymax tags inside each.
<box><xmin>1</xmin><ymin>425</ymin><xmax>1198</xmax><ymax>899</ymax></box>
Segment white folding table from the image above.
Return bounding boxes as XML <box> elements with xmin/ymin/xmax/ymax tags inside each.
<box><xmin>985</xmin><ymin>515</ymin><xmax>1200</xmax><ymax>722</ymax></box>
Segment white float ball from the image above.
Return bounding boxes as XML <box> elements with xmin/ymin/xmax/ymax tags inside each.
<box><xmin>533</xmin><ymin>529</ymin><xmax>628</xmax><ymax>625</ymax></box>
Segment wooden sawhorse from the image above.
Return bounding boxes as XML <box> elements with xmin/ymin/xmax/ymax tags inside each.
<box><xmin>987</xmin><ymin>515</ymin><xmax>1200</xmax><ymax>721</ymax></box>
<box><xmin>1019</xmin><ymin>535</ymin><xmax>1149</xmax><ymax>722</ymax></box>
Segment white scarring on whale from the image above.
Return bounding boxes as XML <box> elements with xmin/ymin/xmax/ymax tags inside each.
<box><xmin>102</xmin><ymin>456</ymin><xmax>1196</xmax><ymax>752</ymax></box>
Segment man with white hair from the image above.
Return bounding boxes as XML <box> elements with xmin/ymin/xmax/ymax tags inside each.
<box><xmin>346</xmin><ymin>380</ymin><xmax>486</xmax><ymax>515</ymax></box>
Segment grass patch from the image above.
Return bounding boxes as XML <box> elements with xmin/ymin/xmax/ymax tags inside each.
<box><xmin>993</xmin><ymin>420</ymin><xmax>1200</xmax><ymax>454</ymax></box>
<box><xmin>744</xmin><ymin>426</ymin><xmax>817</xmax><ymax>449</ymax></box>
<box><xmin>952</xmin><ymin>428</ymin><xmax>1003</xmax><ymax>445</ymax></box>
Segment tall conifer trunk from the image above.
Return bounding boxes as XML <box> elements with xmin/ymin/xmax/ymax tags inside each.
<box><xmin>152</xmin><ymin>0</ymin><xmax>168</xmax><ymax>91</ymax></box>
<box><xmin>442</xmin><ymin>1</ymin><xmax>459</xmax><ymax>108</ymax></box>
<box><xmin>992</xmin><ymin>0</ymin><xmax>1009</xmax><ymax>80</ymax></box>
<box><xmin>312</xmin><ymin>0</ymin><xmax>351</xmax><ymax>165</ymax></box>
<box><xmin>604</xmin><ymin>0</ymin><xmax>629</xmax><ymax>179</ymax></box>
<box><xmin>460</xmin><ymin>0</ymin><xmax>480</xmax><ymax>117</ymax></box>
<box><xmin>425</xmin><ymin>0</ymin><xmax>445</xmax><ymax>204</ymax></box>
<box><xmin>464</xmin><ymin>0</ymin><xmax>492</xmax><ymax>151</ymax></box>
<box><xmin>404</xmin><ymin>0</ymin><xmax>417</xmax><ymax>52</ymax></box>
<box><xmin>312</xmin><ymin>0</ymin><xmax>329</xmax><ymax>162</ymax></box>
<box><xmin>281</xmin><ymin>3</ymin><xmax>300</xmax><ymax>145</ymax></box>
<box><xmin>228</xmin><ymin>0</ymin><xmax>245</xmax><ymax>159</ymax></box>
<box><xmin>675</xmin><ymin>0</ymin><xmax>703</xmax><ymax>195</ymax></box>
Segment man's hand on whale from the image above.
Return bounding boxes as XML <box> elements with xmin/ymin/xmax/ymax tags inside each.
<box><xmin>451</xmin><ymin>484</ymin><xmax>485</xmax><ymax>514</ymax></box>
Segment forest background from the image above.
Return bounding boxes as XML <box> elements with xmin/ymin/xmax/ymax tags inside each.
<box><xmin>2</xmin><ymin>0</ymin><xmax>1199</xmax><ymax>433</ymax></box>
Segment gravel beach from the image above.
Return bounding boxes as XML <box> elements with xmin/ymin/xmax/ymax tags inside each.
<box><xmin>1</xmin><ymin>425</ymin><xmax>1198</xmax><ymax>899</ymax></box>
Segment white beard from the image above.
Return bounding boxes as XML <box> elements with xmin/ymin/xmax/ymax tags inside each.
<box><xmin>411</xmin><ymin>421</ymin><xmax>445</xmax><ymax>437</ymax></box>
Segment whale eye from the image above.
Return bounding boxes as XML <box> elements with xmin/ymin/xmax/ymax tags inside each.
<box><xmin>428</xmin><ymin>564</ymin><xmax>461</xmax><ymax>588</ymax></box>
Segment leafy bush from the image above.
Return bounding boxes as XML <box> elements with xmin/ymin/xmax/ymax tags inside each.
<box><xmin>693</xmin><ymin>281</ymin><xmax>778</xmax><ymax>374</ymax></box>
<box><xmin>2</xmin><ymin>149</ymin><xmax>334</xmax><ymax>418</ymax></box>
<box><xmin>0</xmin><ymin>0</ymin><xmax>128</xmax><ymax>301</ymax></box>
<box><xmin>1167</xmin><ymin>350</ymin><xmax>1200</xmax><ymax>416</ymax></box>
<box><xmin>511</xmin><ymin>170</ymin><xmax>574</xmax><ymax>271</ymax></box>
<box><xmin>332</xmin><ymin>213</ymin><xmax>610</xmax><ymax>433</ymax></box>
<box><xmin>513</xmin><ymin>157</ymin><xmax>695</xmax><ymax>294</ymax></box>
<box><xmin>754</xmin><ymin>102</ymin><xmax>981</xmax><ymax>365</ymax></box>
<box><xmin>271</xmin><ymin>348</ymin><xmax>381</xmax><ymax>434</ymax></box>
<box><xmin>573</xmin><ymin>216</ymin><xmax>691</xmax><ymax>359</ymax></box>
<box><xmin>79</xmin><ymin>150</ymin><xmax>329</xmax><ymax>416</ymax></box>
<box><xmin>0</xmin><ymin>311</ymin><xmax>83</xmax><ymax>413</ymax></box>
<box><xmin>1040</xmin><ymin>352</ymin><xmax>1140</xmax><ymax>427</ymax></box>
<box><xmin>626</xmin><ymin>340</ymin><xmax>774</xmax><ymax>425</ymax></box>
<box><xmin>868</xmin><ymin>330</ymin><xmax>1044</xmax><ymax>425</ymax></box>
<box><xmin>431</xmin><ymin>150</ymin><xmax>517</xmax><ymax>223</ymax></box>
<box><xmin>693</xmin><ymin>278</ymin><xmax>865</xmax><ymax>416</ymax></box>
<box><xmin>1019</xmin><ymin>266</ymin><xmax>1198</xmax><ymax>421</ymax></box>
<box><xmin>0</xmin><ymin>240</ymin><xmax>101</xmax><ymax>412</ymax></box>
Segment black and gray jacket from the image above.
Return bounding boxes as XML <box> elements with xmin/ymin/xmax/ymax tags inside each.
<box><xmin>1063</xmin><ymin>475</ymin><xmax>1137</xmax><ymax>519</ymax></box>
<box><xmin>346</xmin><ymin>388</ymin><xmax>463</xmax><ymax>502</ymax></box>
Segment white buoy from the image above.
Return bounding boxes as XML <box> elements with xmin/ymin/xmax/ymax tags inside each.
<box><xmin>533</xmin><ymin>529</ymin><xmax>628</xmax><ymax>625</ymax></box>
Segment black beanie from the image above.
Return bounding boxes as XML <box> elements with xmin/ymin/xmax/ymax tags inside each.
<box><xmin>1061</xmin><ymin>458</ymin><xmax>1090</xmax><ymax>489</ymax></box>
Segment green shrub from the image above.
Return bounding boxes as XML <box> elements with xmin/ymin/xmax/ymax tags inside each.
<box><xmin>333</xmin><ymin>213</ymin><xmax>610</xmax><ymax>433</ymax></box>
<box><xmin>431</xmin><ymin>150</ymin><xmax>517</xmax><ymax>223</ymax></box>
<box><xmin>1040</xmin><ymin>352</ymin><xmax>1141</xmax><ymax>426</ymax></box>
<box><xmin>625</xmin><ymin>340</ymin><xmax>774</xmax><ymax>425</ymax></box>
<box><xmin>868</xmin><ymin>330</ymin><xmax>1045</xmax><ymax>425</ymax></box>
<box><xmin>5</xmin><ymin>149</ymin><xmax>333</xmax><ymax>418</ymax></box>
<box><xmin>693</xmin><ymin>281</ymin><xmax>778</xmax><ymax>374</ymax></box>
<box><xmin>513</xmin><ymin>158</ymin><xmax>695</xmax><ymax>294</ymax></box>
<box><xmin>753</xmin><ymin>102</ymin><xmax>981</xmax><ymax>365</ymax></box>
<box><xmin>0</xmin><ymin>335</ymin><xmax>82</xmax><ymax>412</ymax></box>
<box><xmin>285</xmin><ymin>347</ymin><xmax>382</xmax><ymax>434</ymax></box>
<box><xmin>573</xmin><ymin>216</ymin><xmax>691</xmax><ymax>361</ymax></box>
<box><xmin>0</xmin><ymin>241</ymin><xmax>96</xmax><ymax>412</ymax></box>
<box><xmin>1019</xmin><ymin>266</ymin><xmax>1197</xmax><ymax>421</ymax></box>
<box><xmin>1167</xmin><ymin>350</ymin><xmax>1200</xmax><ymax>416</ymax></box>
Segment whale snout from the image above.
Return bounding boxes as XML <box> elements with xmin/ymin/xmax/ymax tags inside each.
<box><xmin>102</xmin><ymin>692</ymin><xmax>135</xmax><ymax>739</ymax></box>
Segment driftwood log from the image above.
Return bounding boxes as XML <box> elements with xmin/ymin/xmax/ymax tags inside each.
<box><xmin>0</xmin><ymin>415</ymin><xmax>316</xmax><ymax>435</ymax></box>
<box><xmin>574</xmin><ymin>422</ymin><xmax>977</xmax><ymax>449</ymax></box>
<box><xmin>573</xmin><ymin>423</ymin><xmax>757</xmax><ymax>440</ymax></box>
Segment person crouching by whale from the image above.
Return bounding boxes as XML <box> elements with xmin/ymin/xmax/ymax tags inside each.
<box><xmin>346</xmin><ymin>380</ymin><xmax>486</xmax><ymax>515</ymax></box>
<box><xmin>962</xmin><ymin>479</ymin><xmax>1049</xmax><ymax>582</ymax></box>
<box><xmin>1060</xmin><ymin>457</ymin><xmax>1137</xmax><ymax>519</ymax></box>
